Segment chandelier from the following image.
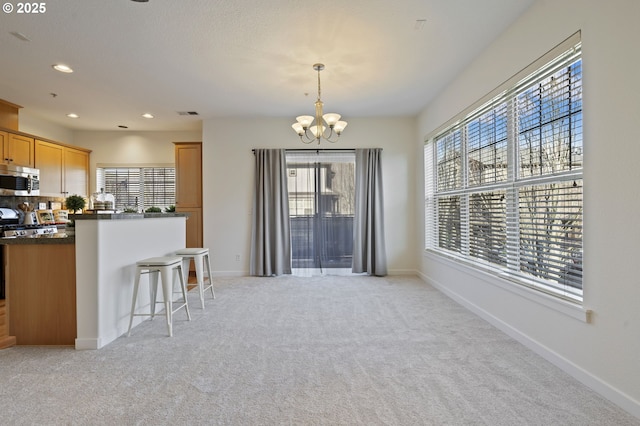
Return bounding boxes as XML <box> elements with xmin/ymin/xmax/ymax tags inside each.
<box><xmin>291</xmin><ymin>63</ymin><xmax>347</xmax><ymax>144</ymax></box>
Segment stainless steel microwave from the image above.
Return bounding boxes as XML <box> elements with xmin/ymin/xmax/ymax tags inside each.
<box><xmin>0</xmin><ymin>164</ymin><xmax>40</xmax><ymax>196</ymax></box>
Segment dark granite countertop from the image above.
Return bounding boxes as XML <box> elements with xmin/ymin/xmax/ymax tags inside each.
<box><xmin>0</xmin><ymin>234</ymin><xmax>75</xmax><ymax>245</ymax></box>
<box><xmin>72</xmin><ymin>213</ymin><xmax>188</xmax><ymax>220</ymax></box>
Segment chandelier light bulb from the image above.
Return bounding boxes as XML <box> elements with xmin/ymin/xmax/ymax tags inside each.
<box><xmin>296</xmin><ymin>115</ymin><xmax>314</xmax><ymax>128</ymax></box>
<box><xmin>292</xmin><ymin>123</ymin><xmax>305</xmax><ymax>135</ymax></box>
<box><xmin>323</xmin><ymin>113</ymin><xmax>341</xmax><ymax>126</ymax></box>
<box><xmin>334</xmin><ymin>121</ymin><xmax>348</xmax><ymax>134</ymax></box>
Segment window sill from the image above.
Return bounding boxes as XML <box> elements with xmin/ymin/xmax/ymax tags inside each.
<box><xmin>423</xmin><ymin>250</ymin><xmax>592</xmax><ymax>323</ymax></box>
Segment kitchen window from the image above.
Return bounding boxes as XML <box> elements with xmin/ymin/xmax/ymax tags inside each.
<box><xmin>96</xmin><ymin>165</ymin><xmax>176</xmax><ymax>212</ymax></box>
<box><xmin>424</xmin><ymin>34</ymin><xmax>583</xmax><ymax>302</ymax></box>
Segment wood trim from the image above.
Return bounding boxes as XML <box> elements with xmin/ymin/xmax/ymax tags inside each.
<box><xmin>0</xmin><ymin>299</ymin><xmax>16</xmax><ymax>349</ymax></box>
<box><xmin>0</xmin><ymin>99</ymin><xmax>22</xmax><ymax>110</ymax></box>
<box><xmin>0</xmin><ymin>100</ymin><xmax>21</xmax><ymax>132</ymax></box>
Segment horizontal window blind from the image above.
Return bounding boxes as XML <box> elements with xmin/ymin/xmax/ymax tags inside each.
<box><xmin>436</xmin><ymin>130</ymin><xmax>462</xmax><ymax>192</ymax></box>
<box><xmin>518</xmin><ymin>57</ymin><xmax>582</xmax><ymax>178</ymax></box>
<box><xmin>518</xmin><ymin>180</ymin><xmax>582</xmax><ymax>291</ymax></box>
<box><xmin>437</xmin><ymin>196</ymin><xmax>462</xmax><ymax>254</ymax></box>
<box><xmin>467</xmin><ymin>103</ymin><xmax>509</xmax><ymax>187</ymax></box>
<box><xmin>425</xmin><ymin>34</ymin><xmax>583</xmax><ymax>302</ymax></box>
<box><xmin>424</xmin><ymin>144</ymin><xmax>437</xmax><ymax>249</ymax></box>
<box><xmin>469</xmin><ymin>190</ymin><xmax>507</xmax><ymax>266</ymax></box>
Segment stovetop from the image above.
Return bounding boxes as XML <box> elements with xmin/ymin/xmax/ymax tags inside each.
<box><xmin>0</xmin><ymin>207</ymin><xmax>63</xmax><ymax>238</ymax></box>
<box><xmin>2</xmin><ymin>224</ymin><xmax>58</xmax><ymax>238</ymax></box>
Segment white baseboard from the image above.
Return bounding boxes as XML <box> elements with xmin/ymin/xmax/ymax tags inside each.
<box><xmin>210</xmin><ymin>270</ymin><xmax>246</xmax><ymax>277</ymax></box>
<box><xmin>209</xmin><ymin>269</ymin><xmax>420</xmax><ymax>277</ymax></box>
<box><xmin>75</xmin><ymin>338</ymin><xmax>101</xmax><ymax>350</ymax></box>
<box><xmin>418</xmin><ymin>271</ymin><xmax>640</xmax><ymax>420</ymax></box>
<box><xmin>388</xmin><ymin>269</ymin><xmax>419</xmax><ymax>276</ymax></box>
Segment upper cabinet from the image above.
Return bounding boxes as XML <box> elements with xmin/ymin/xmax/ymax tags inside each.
<box><xmin>174</xmin><ymin>142</ymin><xmax>203</xmax><ymax>249</ymax></box>
<box><xmin>35</xmin><ymin>140</ymin><xmax>90</xmax><ymax>198</ymax></box>
<box><xmin>0</xmin><ymin>99</ymin><xmax>21</xmax><ymax>131</ymax></box>
<box><xmin>63</xmin><ymin>146</ymin><xmax>89</xmax><ymax>198</ymax></box>
<box><xmin>174</xmin><ymin>142</ymin><xmax>202</xmax><ymax>209</ymax></box>
<box><xmin>34</xmin><ymin>140</ymin><xmax>64</xmax><ymax>195</ymax></box>
<box><xmin>0</xmin><ymin>131</ymin><xmax>35</xmax><ymax>167</ymax></box>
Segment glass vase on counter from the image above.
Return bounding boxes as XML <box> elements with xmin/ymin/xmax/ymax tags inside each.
<box><xmin>90</xmin><ymin>188</ymin><xmax>115</xmax><ymax>211</ymax></box>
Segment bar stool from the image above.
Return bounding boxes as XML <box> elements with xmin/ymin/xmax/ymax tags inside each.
<box><xmin>175</xmin><ymin>248</ymin><xmax>215</xmax><ymax>309</ymax></box>
<box><xmin>127</xmin><ymin>256</ymin><xmax>191</xmax><ymax>337</ymax></box>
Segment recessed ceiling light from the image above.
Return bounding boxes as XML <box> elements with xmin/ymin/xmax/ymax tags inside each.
<box><xmin>52</xmin><ymin>64</ymin><xmax>73</xmax><ymax>73</ymax></box>
<box><xmin>142</xmin><ymin>113</ymin><xmax>154</xmax><ymax>119</ymax></box>
<box><xmin>66</xmin><ymin>113</ymin><xmax>79</xmax><ymax>119</ymax></box>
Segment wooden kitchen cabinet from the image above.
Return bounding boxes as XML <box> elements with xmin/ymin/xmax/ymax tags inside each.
<box><xmin>0</xmin><ymin>131</ymin><xmax>35</xmax><ymax>167</ymax></box>
<box><xmin>63</xmin><ymin>146</ymin><xmax>89</xmax><ymax>197</ymax></box>
<box><xmin>34</xmin><ymin>140</ymin><xmax>64</xmax><ymax>195</ymax></box>
<box><xmin>0</xmin><ymin>132</ymin><xmax>5</xmax><ymax>161</ymax></box>
<box><xmin>0</xmin><ymin>99</ymin><xmax>21</xmax><ymax>131</ymax></box>
<box><xmin>174</xmin><ymin>142</ymin><xmax>203</xmax><ymax>249</ymax></box>
<box><xmin>175</xmin><ymin>142</ymin><xmax>202</xmax><ymax>209</ymax></box>
<box><xmin>0</xmin><ymin>299</ymin><xmax>16</xmax><ymax>349</ymax></box>
<box><xmin>6</xmin><ymin>243</ymin><xmax>76</xmax><ymax>345</ymax></box>
<box><xmin>180</xmin><ymin>207</ymin><xmax>203</xmax><ymax>248</ymax></box>
<box><xmin>35</xmin><ymin>140</ymin><xmax>90</xmax><ymax>198</ymax></box>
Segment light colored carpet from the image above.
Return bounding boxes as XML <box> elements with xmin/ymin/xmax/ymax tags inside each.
<box><xmin>0</xmin><ymin>275</ymin><xmax>637</xmax><ymax>425</ymax></box>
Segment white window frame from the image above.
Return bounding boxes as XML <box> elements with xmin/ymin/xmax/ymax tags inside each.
<box><xmin>424</xmin><ymin>32</ymin><xmax>583</xmax><ymax>304</ymax></box>
<box><xmin>96</xmin><ymin>163</ymin><xmax>176</xmax><ymax>213</ymax></box>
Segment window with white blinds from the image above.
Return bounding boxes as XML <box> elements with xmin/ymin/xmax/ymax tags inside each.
<box><xmin>96</xmin><ymin>166</ymin><xmax>176</xmax><ymax>212</ymax></box>
<box><xmin>424</xmin><ymin>34</ymin><xmax>583</xmax><ymax>302</ymax></box>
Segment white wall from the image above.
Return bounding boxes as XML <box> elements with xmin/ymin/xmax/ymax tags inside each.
<box><xmin>18</xmin><ymin>110</ymin><xmax>75</xmax><ymax>144</ymax></box>
<box><xmin>417</xmin><ymin>0</ymin><xmax>640</xmax><ymax>417</ymax></box>
<box><xmin>203</xmin><ymin>116</ymin><xmax>417</xmax><ymax>275</ymax></box>
<box><xmin>73</xmin><ymin>130</ymin><xmax>201</xmax><ymax>193</ymax></box>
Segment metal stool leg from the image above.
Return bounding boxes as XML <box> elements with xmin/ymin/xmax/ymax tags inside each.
<box><xmin>160</xmin><ymin>266</ymin><xmax>173</xmax><ymax>336</ymax></box>
<box><xmin>149</xmin><ymin>270</ymin><xmax>160</xmax><ymax>319</ymax></box>
<box><xmin>127</xmin><ymin>266</ymin><xmax>143</xmax><ymax>337</ymax></box>
<box><xmin>175</xmin><ymin>264</ymin><xmax>191</xmax><ymax>321</ymax></box>
<box><xmin>204</xmin><ymin>253</ymin><xmax>215</xmax><ymax>299</ymax></box>
<box><xmin>193</xmin><ymin>254</ymin><xmax>205</xmax><ymax>309</ymax></box>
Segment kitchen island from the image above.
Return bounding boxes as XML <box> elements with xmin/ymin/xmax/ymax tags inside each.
<box><xmin>1</xmin><ymin>213</ymin><xmax>188</xmax><ymax>349</ymax></box>
<box><xmin>74</xmin><ymin>213</ymin><xmax>187</xmax><ymax>350</ymax></box>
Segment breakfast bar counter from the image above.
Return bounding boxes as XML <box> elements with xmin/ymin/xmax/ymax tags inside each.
<box><xmin>74</xmin><ymin>213</ymin><xmax>187</xmax><ymax>349</ymax></box>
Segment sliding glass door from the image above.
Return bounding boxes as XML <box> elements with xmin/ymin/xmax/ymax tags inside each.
<box><xmin>286</xmin><ymin>151</ymin><xmax>355</xmax><ymax>273</ymax></box>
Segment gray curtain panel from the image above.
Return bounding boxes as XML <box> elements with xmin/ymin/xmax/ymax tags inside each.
<box><xmin>249</xmin><ymin>149</ymin><xmax>292</xmax><ymax>276</ymax></box>
<box><xmin>352</xmin><ymin>148</ymin><xmax>388</xmax><ymax>276</ymax></box>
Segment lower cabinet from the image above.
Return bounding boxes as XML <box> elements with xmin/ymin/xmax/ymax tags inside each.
<box><xmin>6</xmin><ymin>243</ymin><xmax>76</xmax><ymax>345</ymax></box>
<box><xmin>177</xmin><ymin>207</ymin><xmax>202</xmax><ymax>249</ymax></box>
<box><xmin>0</xmin><ymin>300</ymin><xmax>16</xmax><ymax>349</ymax></box>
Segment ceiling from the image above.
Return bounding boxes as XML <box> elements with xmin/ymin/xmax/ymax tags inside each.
<box><xmin>0</xmin><ymin>0</ymin><xmax>534</xmax><ymax>132</ymax></box>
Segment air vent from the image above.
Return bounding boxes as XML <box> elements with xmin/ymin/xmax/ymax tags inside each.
<box><xmin>177</xmin><ymin>111</ymin><xmax>199</xmax><ymax>116</ymax></box>
<box><xmin>10</xmin><ymin>32</ymin><xmax>31</xmax><ymax>42</ymax></box>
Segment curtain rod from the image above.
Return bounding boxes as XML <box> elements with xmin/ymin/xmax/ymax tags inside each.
<box><xmin>251</xmin><ymin>148</ymin><xmax>382</xmax><ymax>153</ymax></box>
